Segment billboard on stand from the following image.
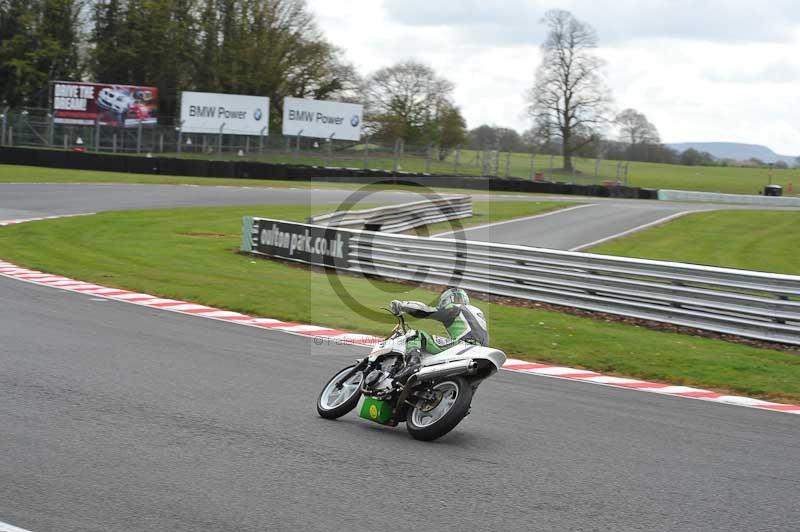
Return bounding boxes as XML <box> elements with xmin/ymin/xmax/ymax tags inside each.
<box><xmin>180</xmin><ymin>91</ymin><xmax>270</xmax><ymax>136</ymax></box>
<box><xmin>52</xmin><ymin>81</ymin><xmax>158</xmax><ymax>127</ymax></box>
<box><xmin>282</xmin><ymin>97</ymin><xmax>363</xmax><ymax>141</ymax></box>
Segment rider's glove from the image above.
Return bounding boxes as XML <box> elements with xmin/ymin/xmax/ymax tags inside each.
<box><xmin>390</xmin><ymin>300</ymin><xmax>404</xmax><ymax>315</ymax></box>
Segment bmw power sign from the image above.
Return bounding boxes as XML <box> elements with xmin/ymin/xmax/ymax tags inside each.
<box><xmin>180</xmin><ymin>91</ymin><xmax>270</xmax><ymax>136</ymax></box>
<box><xmin>282</xmin><ymin>97</ymin><xmax>364</xmax><ymax>141</ymax></box>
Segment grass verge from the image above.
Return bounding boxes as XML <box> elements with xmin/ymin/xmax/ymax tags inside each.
<box><xmin>1</xmin><ymin>204</ymin><xmax>799</xmax><ymax>403</ymax></box>
<box><xmin>591</xmin><ymin>210</ymin><xmax>800</xmax><ymax>275</ymax></box>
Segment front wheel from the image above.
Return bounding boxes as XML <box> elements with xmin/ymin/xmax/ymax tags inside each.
<box><xmin>406</xmin><ymin>377</ymin><xmax>473</xmax><ymax>441</ymax></box>
<box><xmin>317</xmin><ymin>365</ymin><xmax>363</xmax><ymax>419</ymax></box>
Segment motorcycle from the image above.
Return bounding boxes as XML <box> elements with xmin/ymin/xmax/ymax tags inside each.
<box><xmin>316</xmin><ymin>309</ymin><xmax>506</xmax><ymax>441</ymax></box>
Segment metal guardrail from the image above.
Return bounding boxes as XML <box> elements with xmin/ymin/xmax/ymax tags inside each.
<box><xmin>307</xmin><ymin>195</ymin><xmax>472</xmax><ymax>233</ymax></box>
<box><xmin>243</xmin><ymin>219</ymin><xmax>800</xmax><ymax>345</ymax></box>
<box><xmin>659</xmin><ymin>189</ymin><xmax>800</xmax><ymax>207</ymax></box>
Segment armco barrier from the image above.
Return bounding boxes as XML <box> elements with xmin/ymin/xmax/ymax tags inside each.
<box><xmin>659</xmin><ymin>189</ymin><xmax>800</xmax><ymax>207</ymax></box>
<box><xmin>308</xmin><ymin>195</ymin><xmax>472</xmax><ymax>232</ymax></box>
<box><xmin>243</xmin><ymin>217</ymin><xmax>800</xmax><ymax>345</ymax></box>
<box><xmin>0</xmin><ymin>146</ymin><xmax>654</xmax><ymax>199</ymax></box>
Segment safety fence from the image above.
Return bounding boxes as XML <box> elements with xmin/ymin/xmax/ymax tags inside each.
<box><xmin>0</xmin><ymin>146</ymin><xmax>656</xmax><ymax>199</ymax></box>
<box><xmin>1</xmin><ymin>107</ymin><xmax>629</xmax><ymax>184</ymax></box>
<box><xmin>243</xmin><ymin>217</ymin><xmax>800</xmax><ymax>345</ymax></box>
<box><xmin>307</xmin><ymin>195</ymin><xmax>472</xmax><ymax>232</ymax></box>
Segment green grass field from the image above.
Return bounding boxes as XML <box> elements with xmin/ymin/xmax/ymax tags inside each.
<box><xmin>2</xmin><ymin>204</ymin><xmax>799</xmax><ymax>403</ymax></box>
<box><xmin>591</xmin><ymin>210</ymin><xmax>800</xmax><ymax>275</ymax></box>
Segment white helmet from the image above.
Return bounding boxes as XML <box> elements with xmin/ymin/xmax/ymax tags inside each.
<box><xmin>438</xmin><ymin>287</ymin><xmax>469</xmax><ymax>308</ymax></box>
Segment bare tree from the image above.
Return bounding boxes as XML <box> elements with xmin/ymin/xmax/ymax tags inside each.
<box><xmin>614</xmin><ymin>108</ymin><xmax>660</xmax><ymax>145</ymax></box>
<box><xmin>366</xmin><ymin>60</ymin><xmax>455</xmax><ymax>143</ymax></box>
<box><xmin>526</xmin><ymin>9</ymin><xmax>611</xmax><ymax>170</ymax></box>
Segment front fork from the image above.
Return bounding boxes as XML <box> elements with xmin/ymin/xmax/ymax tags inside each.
<box><xmin>334</xmin><ymin>358</ymin><xmax>368</xmax><ymax>389</ymax></box>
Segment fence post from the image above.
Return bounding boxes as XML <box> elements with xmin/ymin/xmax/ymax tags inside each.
<box><xmin>7</xmin><ymin>126</ymin><xmax>12</xmax><ymax>146</ymax></box>
<box><xmin>594</xmin><ymin>157</ymin><xmax>601</xmax><ymax>180</ymax></box>
<box><xmin>425</xmin><ymin>143</ymin><xmax>432</xmax><ymax>173</ymax></box>
<box><xmin>454</xmin><ymin>146</ymin><xmax>461</xmax><ymax>175</ymax></box>
<box><xmin>177</xmin><ymin>121</ymin><xmax>184</xmax><ymax>156</ymax></box>
<box><xmin>295</xmin><ymin>131</ymin><xmax>303</xmax><ymax>154</ymax></box>
<box><xmin>494</xmin><ymin>144</ymin><xmax>500</xmax><ymax>177</ymax></box>
<box><xmin>47</xmin><ymin>113</ymin><xmax>54</xmax><ymax>147</ymax></box>
<box><xmin>0</xmin><ymin>110</ymin><xmax>6</xmax><ymax>146</ymax></box>
<box><xmin>505</xmin><ymin>151</ymin><xmax>512</xmax><ymax>177</ymax></box>
<box><xmin>529</xmin><ymin>148</ymin><xmax>536</xmax><ymax>179</ymax></box>
<box><xmin>549</xmin><ymin>154</ymin><xmax>554</xmax><ymax>178</ymax></box>
<box><xmin>63</xmin><ymin>133</ymin><xmax>68</xmax><ymax>150</ymax></box>
<box><xmin>218</xmin><ymin>123</ymin><xmax>225</xmax><ymax>155</ymax></box>
<box><xmin>136</xmin><ymin>120</ymin><xmax>142</xmax><ymax>154</ymax></box>
<box><xmin>327</xmin><ymin>133</ymin><xmax>335</xmax><ymax>166</ymax></box>
<box><xmin>245</xmin><ymin>136</ymin><xmax>249</xmax><ymax>155</ymax></box>
<box><xmin>94</xmin><ymin>119</ymin><xmax>101</xmax><ymax>152</ymax></box>
<box><xmin>112</xmin><ymin>133</ymin><xmax>117</xmax><ymax>153</ymax></box>
<box><xmin>392</xmin><ymin>138</ymin><xmax>401</xmax><ymax>173</ymax></box>
<box><xmin>363</xmin><ymin>135</ymin><xmax>370</xmax><ymax>169</ymax></box>
<box><xmin>259</xmin><ymin>126</ymin><xmax>267</xmax><ymax>156</ymax></box>
<box><xmin>624</xmin><ymin>162</ymin><xmax>629</xmax><ymax>186</ymax></box>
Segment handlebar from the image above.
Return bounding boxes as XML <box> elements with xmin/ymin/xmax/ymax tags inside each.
<box><xmin>381</xmin><ymin>307</ymin><xmax>407</xmax><ymax>334</ymax></box>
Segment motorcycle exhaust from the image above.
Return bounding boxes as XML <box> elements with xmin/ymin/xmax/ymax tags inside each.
<box><xmin>416</xmin><ymin>359</ymin><xmax>477</xmax><ymax>381</ymax></box>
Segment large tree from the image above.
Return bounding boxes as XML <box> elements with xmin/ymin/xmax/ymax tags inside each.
<box><xmin>614</xmin><ymin>108</ymin><xmax>660</xmax><ymax>145</ymax></box>
<box><xmin>89</xmin><ymin>0</ymin><xmax>359</xmax><ymax>123</ymax></box>
<box><xmin>526</xmin><ymin>9</ymin><xmax>611</xmax><ymax>170</ymax></box>
<box><xmin>0</xmin><ymin>0</ymin><xmax>84</xmax><ymax>108</ymax></box>
<box><xmin>366</xmin><ymin>60</ymin><xmax>455</xmax><ymax>145</ymax></box>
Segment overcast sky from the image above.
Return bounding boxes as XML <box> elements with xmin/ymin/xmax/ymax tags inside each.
<box><xmin>306</xmin><ymin>0</ymin><xmax>800</xmax><ymax>155</ymax></box>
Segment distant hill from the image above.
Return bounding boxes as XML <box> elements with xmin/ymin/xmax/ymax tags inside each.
<box><xmin>667</xmin><ymin>142</ymin><xmax>798</xmax><ymax>166</ymax></box>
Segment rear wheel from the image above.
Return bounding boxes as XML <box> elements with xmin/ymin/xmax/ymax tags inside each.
<box><xmin>317</xmin><ymin>365</ymin><xmax>363</xmax><ymax>419</ymax></box>
<box><xmin>406</xmin><ymin>377</ymin><xmax>472</xmax><ymax>441</ymax></box>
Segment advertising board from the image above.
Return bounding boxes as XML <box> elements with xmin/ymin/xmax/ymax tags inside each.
<box><xmin>180</xmin><ymin>91</ymin><xmax>270</xmax><ymax>135</ymax></box>
<box><xmin>52</xmin><ymin>81</ymin><xmax>158</xmax><ymax>127</ymax></box>
<box><xmin>245</xmin><ymin>218</ymin><xmax>351</xmax><ymax>269</ymax></box>
<box><xmin>282</xmin><ymin>97</ymin><xmax>363</xmax><ymax>141</ymax></box>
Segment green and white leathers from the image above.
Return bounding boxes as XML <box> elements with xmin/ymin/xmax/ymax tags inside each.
<box><xmin>390</xmin><ymin>288</ymin><xmax>489</xmax><ymax>354</ymax></box>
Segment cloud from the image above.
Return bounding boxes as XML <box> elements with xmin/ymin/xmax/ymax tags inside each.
<box><xmin>383</xmin><ymin>0</ymin><xmax>800</xmax><ymax>45</ymax></box>
<box><xmin>307</xmin><ymin>0</ymin><xmax>800</xmax><ymax>154</ymax></box>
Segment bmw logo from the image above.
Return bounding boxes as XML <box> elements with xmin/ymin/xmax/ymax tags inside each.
<box><xmin>254</xmin><ymin>108</ymin><xmax>263</xmax><ymax>121</ymax></box>
<box><xmin>350</xmin><ymin>115</ymin><xmax>360</xmax><ymax>127</ymax></box>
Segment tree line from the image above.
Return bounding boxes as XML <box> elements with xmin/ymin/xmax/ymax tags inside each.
<box><xmin>0</xmin><ymin>0</ymin><xmax>467</xmax><ymax>153</ymax></box>
<box><xmin>0</xmin><ymin>2</ymin><xmax>777</xmax><ymax>167</ymax></box>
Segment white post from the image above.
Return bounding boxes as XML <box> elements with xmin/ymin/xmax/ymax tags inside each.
<box><xmin>218</xmin><ymin>123</ymin><xmax>226</xmax><ymax>155</ymax></box>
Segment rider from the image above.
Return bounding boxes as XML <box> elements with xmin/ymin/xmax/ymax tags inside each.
<box><xmin>390</xmin><ymin>288</ymin><xmax>488</xmax><ymax>382</ymax></box>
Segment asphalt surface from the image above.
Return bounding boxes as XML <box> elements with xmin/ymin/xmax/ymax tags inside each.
<box><xmin>1</xmin><ymin>276</ymin><xmax>798</xmax><ymax>532</ymax></box>
<box><xmin>435</xmin><ymin>202</ymin><xmax>701</xmax><ymax>250</ymax></box>
<box><xmin>0</xmin><ymin>183</ymin><xmax>721</xmax><ymax>250</ymax></box>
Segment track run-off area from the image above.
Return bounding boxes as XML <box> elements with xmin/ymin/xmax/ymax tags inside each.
<box><xmin>1</xmin><ymin>182</ymin><xmax>799</xmax><ymax>532</ymax></box>
<box><xmin>0</xmin><ymin>182</ymin><xmax>789</xmax><ymax>250</ymax></box>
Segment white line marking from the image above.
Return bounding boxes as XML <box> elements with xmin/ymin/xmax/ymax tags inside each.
<box><xmin>431</xmin><ymin>203</ymin><xmax>596</xmax><ymax>237</ymax></box>
<box><xmin>568</xmin><ymin>211</ymin><xmax>693</xmax><ymax>251</ymax></box>
<box><xmin>159</xmin><ymin>303</ymin><xmax>215</xmax><ymax>311</ymax></box>
<box><xmin>0</xmin><ymin>520</ymin><xmax>35</xmax><ymax>532</ymax></box>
